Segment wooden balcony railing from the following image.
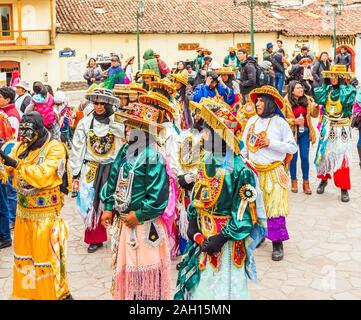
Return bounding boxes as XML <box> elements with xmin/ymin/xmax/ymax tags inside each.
<box><xmin>0</xmin><ymin>29</ymin><xmax>54</xmax><ymax>50</ymax></box>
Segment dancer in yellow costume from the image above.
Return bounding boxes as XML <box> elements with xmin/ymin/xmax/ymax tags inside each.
<box><xmin>0</xmin><ymin>112</ymin><xmax>72</xmax><ymax>300</ymax></box>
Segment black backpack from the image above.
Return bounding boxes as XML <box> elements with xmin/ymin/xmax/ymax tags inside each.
<box><xmin>255</xmin><ymin>64</ymin><xmax>267</xmax><ymax>87</ymax></box>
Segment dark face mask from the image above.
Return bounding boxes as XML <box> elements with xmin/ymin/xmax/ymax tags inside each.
<box><xmin>230</xmin><ymin>51</ymin><xmax>236</xmax><ymax>57</ymax></box>
<box><xmin>19</xmin><ymin>123</ymin><xmax>39</xmax><ymax>144</ymax></box>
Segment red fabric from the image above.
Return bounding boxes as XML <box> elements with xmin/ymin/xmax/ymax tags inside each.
<box><xmin>292</xmin><ymin>105</ymin><xmax>308</xmax><ymax>127</ymax></box>
<box><xmin>1</xmin><ymin>104</ymin><xmax>20</xmax><ymax>122</ymax></box>
<box><xmin>318</xmin><ymin>160</ymin><xmax>351</xmax><ymax>190</ymax></box>
<box><xmin>1</xmin><ymin>104</ymin><xmax>20</xmax><ymax>141</ymax></box>
<box><xmin>84</xmin><ymin>223</ymin><xmax>107</xmax><ymax>245</ymax></box>
<box><xmin>157</xmin><ymin>58</ymin><xmax>170</xmax><ymax>76</ymax></box>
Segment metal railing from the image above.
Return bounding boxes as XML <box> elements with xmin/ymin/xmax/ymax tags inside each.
<box><xmin>0</xmin><ymin>29</ymin><xmax>53</xmax><ymax>47</ymax></box>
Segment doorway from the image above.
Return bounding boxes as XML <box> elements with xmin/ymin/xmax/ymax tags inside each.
<box><xmin>0</xmin><ymin>60</ymin><xmax>20</xmax><ymax>86</ymax></box>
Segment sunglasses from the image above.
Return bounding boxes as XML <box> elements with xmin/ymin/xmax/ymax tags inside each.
<box><xmin>94</xmin><ymin>102</ymin><xmax>105</xmax><ymax>106</ymax></box>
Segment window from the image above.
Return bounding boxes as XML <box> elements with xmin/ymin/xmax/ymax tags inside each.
<box><xmin>0</xmin><ymin>5</ymin><xmax>13</xmax><ymax>40</ymax></box>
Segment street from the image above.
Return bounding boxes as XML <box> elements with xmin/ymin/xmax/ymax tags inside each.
<box><xmin>1</xmin><ymin>130</ymin><xmax>361</xmax><ymax>300</ymax></box>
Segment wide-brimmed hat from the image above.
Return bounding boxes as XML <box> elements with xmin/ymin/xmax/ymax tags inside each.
<box><xmin>114</xmin><ymin>103</ymin><xmax>165</xmax><ymax>136</ymax></box>
<box><xmin>217</xmin><ymin>67</ymin><xmax>236</xmax><ymax>76</ymax></box>
<box><xmin>196</xmin><ymin>47</ymin><xmax>212</xmax><ymax>55</ymax></box>
<box><xmin>113</xmin><ymin>84</ymin><xmax>134</xmax><ymax>97</ymax></box>
<box><xmin>150</xmin><ymin>78</ymin><xmax>177</xmax><ymax>96</ymax></box>
<box><xmin>298</xmin><ymin>57</ymin><xmax>313</xmax><ymax>66</ymax></box>
<box><xmin>138</xmin><ymin>69</ymin><xmax>160</xmax><ymax>79</ymax></box>
<box><xmin>170</xmin><ymin>73</ymin><xmax>188</xmax><ymax>87</ymax></box>
<box><xmin>249</xmin><ymin>85</ymin><xmax>285</xmax><ymax>111</ymax></box>
<box><xmin>129</xmin><ymin>83</ymin><xmax>148</xmax><ymax>95</ymax></box>
<box><xmin>85</xmin><ymin>88</ymin><xmax>120</xmax><ymax>107</ymax></box>
<box><xmin>322</xmin><ymin>64</ymin><xmax>353</xmax><ymax>79</ymax></box>
<box><xmin>228</xmin><ymin>47</ymin><xmax>237</xmax><ymax>52</ymax></box>
<box><xmin>15</xmin><ymin>80</ymin><xmax>30</xmax><ymax>91</ymax></box>
<box><xmin>139</xmin><ymin>92</ymin><xmax>176</xmax><ymax>117</ymax></box>
<box><xmin>190</xmin><ymin>98</ymin><xmax>243</xmax><ymax>155</ymax></box>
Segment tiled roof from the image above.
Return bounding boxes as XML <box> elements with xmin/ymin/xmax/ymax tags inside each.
<box><xmin>277</xmin><ymin>0</ymin><xmax>361</xmax><ymax>36</ymax></box>
<box><xmin>56</xmin><ymin>0</ymin><xmax>361</xmax><ymax>36</ymax></box>
<box><xmin>56</xmin><ymin>0</ymin><xmax>283</xmax><ymax>34</ymax></box>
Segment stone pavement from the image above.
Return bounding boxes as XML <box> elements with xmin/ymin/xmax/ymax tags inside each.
<box><xmin>1</xmin><ymin>129</ymin><xmax>361</xmax><ymax>300</ymax></box>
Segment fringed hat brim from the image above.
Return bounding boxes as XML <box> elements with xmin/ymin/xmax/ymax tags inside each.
<box><xmin>170</xmin><ymin>74</ymin><xmax>188</xmax><ymax>86</ymax></box>
<box><xmin>249</xmin><ymin>86</ymin><xmax>285</xmax><ymax>110</ymax></box>
<box><xmin>85</xmin><ymin>93</ymin><xmax>120</xmax><ymax>107</ymax></box>
<box><xmin>139</xmin><ymin>95</ymin><xmax>176</xmax><ymax>116</ymax></box>
<box><xmin>322</xmin><ymin>71</ymin><xmax>353</xmax><ymax>79</ymax></box>
<box><xmin>115</xmin><ymin>112</ymin><xmax>165</xmax><ymax>136</ymax></box>
<box><xmin>201</xmin><ymin>104</ymin><xmax>242</xmax><ymax>155</ymax></box>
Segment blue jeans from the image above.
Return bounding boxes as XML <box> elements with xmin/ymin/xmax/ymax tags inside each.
<box><xmin>290</xmin><ymin>128</ymin><xmax>310</xmax><ymax>181</ymax></box>
<box><xmin>0</xmin><ymin>182</ymin><xmax>11</xmax><ymax>241</ymax></box>
<box><xmin>274</xmin><ymin>71</ymin><xmax>285</xmax><ymax>95</ymax></box>
<box><xmin>6</xmin><ymin>177</ymin><xmax>17</xmax><ymax>222</ymax></box>
<box><xmin>358</xmin><ymin>129</ymin><xmax>361</xmax><ymax>147</ymax></box>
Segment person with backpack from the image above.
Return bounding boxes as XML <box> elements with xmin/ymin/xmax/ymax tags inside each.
<box><xmin>270</xmin><ymin>49</ymin><xmax>290</xmax><ymax>95</ymax></box>
<box><xmin>237</xmin><ymin>48</ymin><xmax>258</xmax><ymax>103</ymax></box>
<box><xmin>154</xmin><ymin>52</ymin><xmax>170</xmax><ymax>78</ymax></box>
<box><xmin>142</xmin><ymin>49</ymin><xmax>161</xmax><ymax>78</ymax></box>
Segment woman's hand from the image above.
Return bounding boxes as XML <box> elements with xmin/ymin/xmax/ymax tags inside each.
<box><xmin>124</xmin><ymin>211</ymin><xmax>139</xmax><ymax>229</ymax></box>
<box><xmin>101</xmin><ymin>210</ymin><xmax>113</xmax><ymax>228</ymax></box>
<box><xmin>295</xmin><ymin>117</ymin><xmax>305</xmax><ymax>126</ymax></box>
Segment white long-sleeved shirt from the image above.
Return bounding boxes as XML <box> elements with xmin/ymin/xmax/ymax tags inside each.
<box><xmin>241</xmin><ymin>115</ymin><xmax>297</xmax><ymax>165</ymax></box>
<box><xmin>70</xmin><ymin>114</ymin><xmax>124</xmax><ymax>177</ymax></box>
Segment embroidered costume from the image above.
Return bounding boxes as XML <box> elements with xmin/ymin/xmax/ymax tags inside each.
<box><xmin>100</xmin><ymin>102</ymin><xmax>171</xmax><ymax>300</ymax></box>
<box><xmin>70</xmin><ymin>88</ymin><xmax>124</xmax><ymax>251</ymax></box>
<box><xmin>175</xmin><ymin>98</ymin><xmax>267</xmax><ymax>300</ymax></box>
<box><xmin>242</xmin><ymin>86</ymin><xmax>297</xmax><ymax>261</ymax></box>
<box><xmin>0</xmin><ymin>112</ymin><xmax>72</xmax><ymax>300</ymax></box>
<box><xmin>313</xmin><ymin>65</ymin><xmax>356</xmax><ymax>202</ymax></box>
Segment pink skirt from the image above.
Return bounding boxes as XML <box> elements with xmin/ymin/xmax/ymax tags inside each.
<box><xmin>110</xmin><ymin>216</ymin><xmax>171</xmax><ymax>300</ymax></box>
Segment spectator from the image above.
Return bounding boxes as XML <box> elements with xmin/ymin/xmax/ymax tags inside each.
<box><xmin>45</xmin><ymin>84</ymin><xmax>54</xmax><ymax>97</ymax></box>
<box><xmin>193</xmin><ymin>56</ymin><xmax>213</xmax><ymax>87</ymax></box>
<box><xmin>291</xmin><ymin>46</ymin><xmax>311</xmax><ymax>65</ymax></box>
<box><xmin>0</xmin><ymin>87</ymin><xmax>20</xmax><ymax>139</ymax></box>
<box><xmin>154</xmin><ymin>53</ymin><xmax>170</xmax><ymax>78</ymax></box>
<box><xmin>175</xmin><ymin>61</ymin><xmax>189</xmax><ymax>77</ymax></box>
<box><xmin>263</xmin><ymin>43</ymin><xmax>274</xmax><ymax>62</ymax></box>
<box><xmin>335</xmin><ymin>45</ymin><xmax>352</xmax><ymax>71</ymax></box>
<box><xmin>186</xmin><ymin>64</ymin><xmax>197</xmax><ymax>80</ymax></box>
<box><xmin>10</xmin><ymin>70</ymin><xmax>20</xmax><ymax>87</ymax></box>
<box><xmin>272</xmin><ymin>49</ymin><xmax>290</xmax><ymax>95</ymax></box>
<box><xmin>123</xmin><ymin>56</ymin><xmax>135</xmax><ymax>84</ymax></box>
<box><xmin>25</xmin><ymin>81</ymin><xmax>58</xmax><ymax>138</ymax></box>
<box><xmin>224</xmin><ymin>47</ymin><xmax>241</xmax><ymax>69</ymax></box>
<box><xmin>193</xmin><ymin>71</ymin><xmax>235</xmax><ymax>105</ymax></box>
<box><xmin>312</xmin><ymin>52</ymin><xmax>331</xmax><ymax>88</ymax></box>
<box><xmin>0</xmin><ymin>86</ymin><xmax>20</xmax><ymax>232</ymax></box>
<box><xmin>14</xmin><ymin>80</ymin><xmax>32</xmax><ymax>115</ymax></box>
<box><xmin>103</xmin><ymin>55</ymin><xmax>125</xmax><ymax>89</ymax></box>
<box><xmin>288</xmin><ymin>57</ymin><xmax>314</xmax><ymax>96</ymax></box>
<box><xmin>259</xmin><ymin>61</ymin><xmax>274</xmax><ymax>86</ymax></box>
<box><xmin>283</xmin><ymin>80</ymin><xmax>320</xmax><ymax>195</ymax></box>
<box><xmin>83</xmin><ymin>58</ymin><xmax>103</xmax><ymax>87</ymax></box>
<box><xmin>237</xmin><ymin>48</ymin><xmax>257</xmax><ymax>103</ymax></box>
<box><xmin>193</xmin><ymin>48</ymin><xmax>205</xmax><ymax>71</ymax></box>
<box><xmin>142</xmin><ymin>49</ymin><xmax>161</xmax><ymax>78</ymax></box>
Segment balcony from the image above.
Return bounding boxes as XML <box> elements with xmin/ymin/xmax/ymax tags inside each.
<box><xmin>0</xmin><ymin>29</ymin><xmax>54</xmax><ymax>51</ymax></box>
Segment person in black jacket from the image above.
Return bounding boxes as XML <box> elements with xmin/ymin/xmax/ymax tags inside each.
<box><xmin>288</xmin><ymin>57</ymin><xmax>314</xmax><ymax>96</ymax></box>
<box><xmin>312</xmin><ymin>52</ymin><xmax>331</xmax><ymax>88</ymax></box>
<box><xmin>237</xmin><ymin>48</ymin><xmax>257</xmax><ymax>103</ymax></box>
<box><xmin>291</xmin><ymin>46</ymin><xmax>311</xmax><ymax>65</ymax></box>
<box><xmin>335</xmin><ymin>46</ymin><xmax>352</xmax><ymax>71</ymax></box>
